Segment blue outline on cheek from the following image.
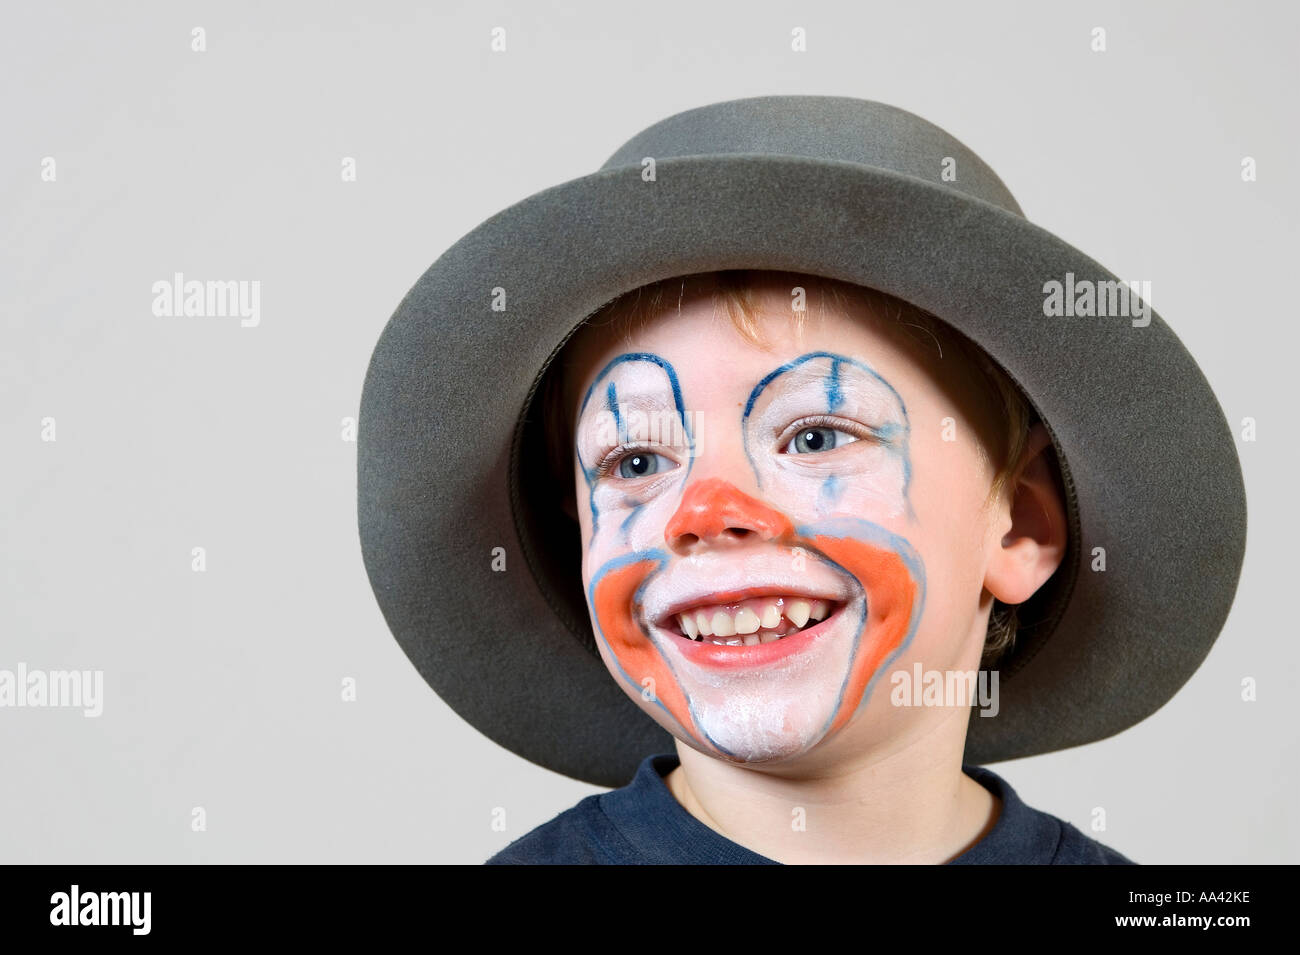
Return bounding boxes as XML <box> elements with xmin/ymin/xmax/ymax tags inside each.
<box><xmin>740</xmin><ymin>351</ymin><xmax>914</xmax><ymax>516</ymax></box>
<box><xmin>818</xmin><ymin>473</ymin><xmax>845</xmax><ymax>511</ymax></box>
<box><xmin>574</xmin><ymin>353</ymin><xmax>696</xmax><ymax>546</ymax></box>
<box><xmin>574</xmin><ymin>453</ymin><xmax>602</xmax><ymax>536</ymax></box>
<box><xmin>619</xmin><ymin>499</ymin><xmax>645</xmax><ymax>543</ymax></box>
<box><xmin>585</xmin><ymin>547</ymin><xmax>700</xmax><ymax>744</ymax></box>
<box><xmin>795</xmin><ymin>516</ymin><xmax>928</xmax><ymax>738</ymax></box>
<box><xmin>874</xmin><ymin>421</ymin><xmax>911</xmax><ymax>507</ymax></box>
<box><xmin>584</xmin><ymin>518</ymin><xmax>926</xmax><ymax>761</ymax></box>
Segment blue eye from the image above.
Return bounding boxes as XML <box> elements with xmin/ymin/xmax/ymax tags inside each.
<box><xmin>615</xmin><ymin>451</ymin><xmax>675</xmax><ymax>479</ymax></box>
<box><xmin>784</xmin><ymin>426</ymin><xmax>859</xmax><ymax>454</ymax></box>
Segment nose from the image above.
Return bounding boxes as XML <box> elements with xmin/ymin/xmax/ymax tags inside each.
<box><xmin>664</xmin><ymin>477</ymin><xmax>795</xmax><ymax>554</ymax></box>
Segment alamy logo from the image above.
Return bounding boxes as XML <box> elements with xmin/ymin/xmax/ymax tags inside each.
<box><xmin>592</xmin><ymin>406</ymin><xmax>703</xmax><ymax>456</ymax></box>
<box><xmin>50</xmin><ymin>885</ymin><xmax>151</xmax><ymax>935</ymax></box>
<box><xmin>1042</xmin><ymin>272</ymin><xmax>1151</xmax><ymax>327</ymax></box>
<box><xmin>889</xmin><ymin>664</ymin><xmax>1000</xmax><ymax>717</ymax></box>
<box><xmin>151</xmin><ymin>272</ymin><xmax>261</xmax><ymax>327</ymax></box>
<box><xmin>0</xmin><ymin>663</ymin><xmax>103</xmax><ymax>717</ymax></box>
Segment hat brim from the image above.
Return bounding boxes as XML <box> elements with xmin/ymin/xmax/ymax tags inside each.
<box><xmin>358</xmin><ymin>154</ymin><xmax>1246</xmax><ymax>787</ymax></box>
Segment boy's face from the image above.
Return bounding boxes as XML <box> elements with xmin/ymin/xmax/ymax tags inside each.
<box><xmin>564</xmin><ymin>283</ymin><xmax>1003</xmax><ymax>769</ymax></box>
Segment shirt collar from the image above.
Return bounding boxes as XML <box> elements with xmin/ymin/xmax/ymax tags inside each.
<box><xmin>598</xmin><ymin>753</ymin><xmax>1058</xmax><ymax>864</ymax></box>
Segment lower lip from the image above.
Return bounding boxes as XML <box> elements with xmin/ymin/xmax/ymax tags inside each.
<box><xmin>664</xmin><ymin>609</ymin><xmax>842</xmax><ymax>670</ymax></box>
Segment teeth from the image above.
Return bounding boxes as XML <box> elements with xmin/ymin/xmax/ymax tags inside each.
<box><xmin>786</xmin><ymin>600</ymin><xmax>812</xmax><ymax>629</ymax></box>
<box><xmin>673</xmin><ymin>595</ymin><xmax>837</xmax><ymax>645</ymax></box>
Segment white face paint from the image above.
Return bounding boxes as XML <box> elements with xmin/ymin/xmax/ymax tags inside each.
<box><xmin>574</xmin><ymin>356</ymin><xmax>693</xmax><ymax>558</ymax></box>
<box><xmin>741</xmin><ymin>352</ymin><xmax>912</xmax><ymax>523</ymax></box>
<box><xmin>573</xmin><ymin>330</ymin><xmax>927</xmax><ymax>766</ymax></box>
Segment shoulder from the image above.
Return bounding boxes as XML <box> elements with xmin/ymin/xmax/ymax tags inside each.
<box><xmin>961</xmin><ymin>765</ymin><xmax>1137</xmax><ymax>865</ymax></box>
<box><xmin>484</xmin><ymin>793</ymin><xmax>632</xmax><ymax>865</ymax></box>
<box><xmin>1052</xmin><ymin>821</ymin><xmax>1138</xmax><ymax>865</ymax></box>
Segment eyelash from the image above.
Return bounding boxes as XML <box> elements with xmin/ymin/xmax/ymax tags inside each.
<box><xmin>778</xmin><ymin>415</ymin><xmax>874</xmax><ymax>453</ymax></box>
<box><xmin>593</xmin><ymin>444</ymin><xmax>678</xmax><ymax>480</ymax></box>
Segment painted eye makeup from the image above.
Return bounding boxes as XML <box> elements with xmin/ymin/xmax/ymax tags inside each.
<box><xmin>784</xmin><ymin>425</ymin><xmax>858</xmax><ymax>455</ymax></box>
<box><xmin>595</xmin><ymin>445</ymin><xmax>681</xmax><ymax>481</ymax></box>
<box><xmin>777</xmin><ymin>415</ymin><xmax>874</xmax><ymax>456</ymax></box>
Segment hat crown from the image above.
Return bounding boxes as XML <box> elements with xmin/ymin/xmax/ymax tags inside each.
<box><xmin>600</xmin><ymin>94</ymin><xmax>1024</xmax><ymax>217</ymax></box>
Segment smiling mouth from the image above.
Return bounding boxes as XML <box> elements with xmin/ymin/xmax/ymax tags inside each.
<box><xmin>656</xmin><ymin>594</ymin><xmax>844</xmax><ymax>647</ymax></box>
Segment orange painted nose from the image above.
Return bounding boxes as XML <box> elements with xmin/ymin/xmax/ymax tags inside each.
<box><xmin>664</xmin><ymin>477</ymin><xmax>795</xmax><ymax>551</ymax></box>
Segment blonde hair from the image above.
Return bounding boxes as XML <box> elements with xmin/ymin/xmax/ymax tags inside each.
<box><xmin>543</xmin><ymin>270</ymin><xmax>1038</xmax><ymax>668</ymax></box>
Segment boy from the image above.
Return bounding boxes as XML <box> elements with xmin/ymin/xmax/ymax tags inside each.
<box><xmin>489</xmin><ymin>268</ymin><xmax>1121</xmax><ymax>864</ymax></box>
<box><xmin>357</xmin><ymin>96</ymin><xmax>1247</xmax><ymax>864</ymax></box>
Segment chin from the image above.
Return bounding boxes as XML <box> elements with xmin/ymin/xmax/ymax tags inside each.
<box><xmin>684</xmin><ymin>693</ymin><xmax>835</xmax><ymax>763</ymax></box>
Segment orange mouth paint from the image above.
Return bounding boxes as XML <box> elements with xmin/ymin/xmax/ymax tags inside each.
<box><xmin>592</xmin><ymin>558</ymin><xmax>699</xmax><ymax>740</ymax></box>
<box><xmin>589</xmin><ymin>477</ymin><xmax>924</xmax><ymax>755</ymax></box>
<box><xmin>804</xmin><ymin>533</ymin><xmax>922</xmax><ymax>734</ymax></box>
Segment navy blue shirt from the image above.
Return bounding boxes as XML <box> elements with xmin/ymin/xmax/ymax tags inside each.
<box><xmin>487</xmin><ymin>753</ymin><xmax>1135</xmax><ymax>864</ymax></box>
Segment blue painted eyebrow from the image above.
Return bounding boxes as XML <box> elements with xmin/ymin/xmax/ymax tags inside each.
<box><xmin>574</xmin><ymin>352</ymin><xmax>696</xmax><ymax>542</ymax></box>
<box><xmin>740</xmin><ymin>351</ymin><xmax>914</xmax><ymax>510</ymax></box>
<box><xmin>605</xmin><ymin>380</ymin><xmax>622</xmax><ymax>438</ymax></box>
<box><xmin>741</xmin><ymin>351</ymin><xmax>907</xmax><ymax>421</ymax></box>
<box><xmin>826</xmin><ymin>355</ymin><xmax>843</xmax><ymax>411</ymax></box>
<box><xmin>578</xmin><ymin>352</ymin><xmax>688</xmax><ymax>425</ymax></box>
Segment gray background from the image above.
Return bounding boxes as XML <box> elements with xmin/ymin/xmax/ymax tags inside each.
<box><xmin>2</xmin><ymin>0</ymin><xmax>1295</xmax><ymax>863</ymax></box>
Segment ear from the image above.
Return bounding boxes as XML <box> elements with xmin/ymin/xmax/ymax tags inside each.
<box><xmin>983</xmin><ymin>422</ymin><xmax>1068</xmax><ymax>605</ymax></box>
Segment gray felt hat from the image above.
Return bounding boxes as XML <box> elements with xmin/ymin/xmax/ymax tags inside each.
<box><xmin>357</xmin><ymin>94</ymin><xmax>1247</xmax><ymax>787</ymax></box>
